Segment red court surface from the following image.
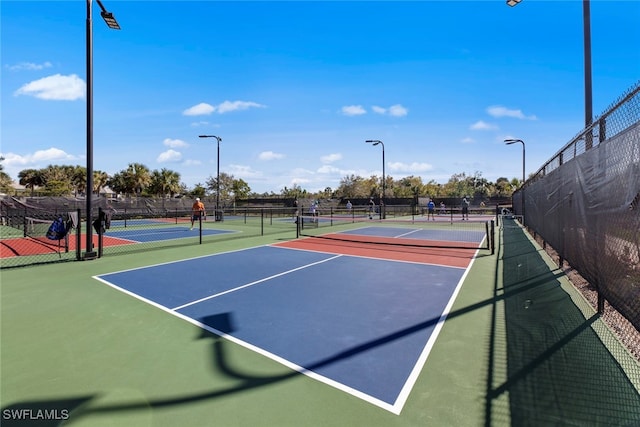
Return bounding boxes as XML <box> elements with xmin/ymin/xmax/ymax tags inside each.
<box><xmin>274</xmin><ymin>234</ymin><xmax>478</xmax><ymax>268</ymax></box>
<box><xmin>0</xmin><ymin>235</ymin><xmax>135</xmax><ymax>258</ymax></box>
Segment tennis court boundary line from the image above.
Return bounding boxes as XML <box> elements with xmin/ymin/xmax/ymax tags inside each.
<box><xmin>92</xmin><ymin>243</ymin><xmax>478</xmax><ymax>415</ymax></box>
<box><xmin>171</xmin><ymin>254</ymin><xmax>343</xmax><ymax>311</ymax></box>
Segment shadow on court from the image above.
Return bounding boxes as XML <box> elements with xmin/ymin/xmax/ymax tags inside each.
<box><xmin>3</xmin><ymin>223</ymin><xmax>640</xmax><ymax>425</ymax></box>
<box><xmin>484</xmin><ymin>219</ymin><xmax>640</xmax><ymax>426</ymax></box>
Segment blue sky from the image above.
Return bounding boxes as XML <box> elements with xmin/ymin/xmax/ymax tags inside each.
<box><xmin>2</xmin><ymin>1</ymin><xmax>639</xmax><ymax>194</ymax></box>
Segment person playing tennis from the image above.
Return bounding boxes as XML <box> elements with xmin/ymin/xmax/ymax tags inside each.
<box><xmin>427</xmin><ymin>199</ymin><xmax>435</xmax><ymax>220</ymax></box>
<box><xmin>191</xmin><ymin>197</ymin><xmax>206</xmax><ymax>230</ymax></box>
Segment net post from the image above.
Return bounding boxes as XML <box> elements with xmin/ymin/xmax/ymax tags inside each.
<box><xmin>97</xmin><ymin>207</ymin><xmax>104</xmax><ymax>258</ymax></box>
<box><xmin>76</xmin><ymin>208</ymin><xmax>82</xmax><ymax>260</ymax></box>
<box><xmin>484</xmin><ymin>220</ymin><xmax>489</xmax><ymax>250</ymax></box>
<box><xmin>296</xmin><ymin>214</ymin><xmax>300</xmax><ymax>238</ymax></box>
<box><xmin>261</xmin><ymin>208</ymin><xmax>264</xmax><ymax>236</ymax></box>
<box><xmin>199</xmin><ymin>214</ymin><xmax>202</xmax><ymax>244</ymax></box>
<box><xmin>492</xmin><ymin>220</ymin><xmax>496</xmax><ymax>254</ymax></box>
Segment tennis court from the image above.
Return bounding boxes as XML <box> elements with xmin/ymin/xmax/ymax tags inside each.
<box><xmin>0</xmin><ymin>218</ymin><xmax>236</xmax><ymax>258</ymax></box>
<box><xmin>2</xmin><ymin>216</ymin><xmax>639</xmax><ymax>426</ymax></box>
<box><xmin>95</xmin><ymin>224</ymin><xmax>484</xmax><ymax>414</ymax></box>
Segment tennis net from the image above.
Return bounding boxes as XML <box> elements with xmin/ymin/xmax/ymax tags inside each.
<box><xmin>297</xmin><ymin>214</ymin><xmax>494</xmax><ymax>252</ymax></box>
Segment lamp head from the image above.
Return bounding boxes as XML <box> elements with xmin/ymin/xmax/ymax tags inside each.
<box><xmin>504</xmin><ymin>138</ymin><xmax>523</xmax><ymax>145</ymax></box>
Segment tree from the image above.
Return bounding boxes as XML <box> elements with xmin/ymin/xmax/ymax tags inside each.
<box><xmin>190</xmin><ymin>183</ymin><xmax>206</xmax><ymax>199</ymax></box>
<box><xmin>205</xmin><ymin>172</ymin><xmax>235</xmax><ymax>202</ymax></box>
<box><xmin>39</xmin><ymin>165</ymin><xmax>75</xmax><ymax>196</ymax></box>
<box><xmin>149</xmin><ymin>168</ymin><xmax>181</xmax><ymax>198</ymax></box>
<box><xmin>107</xmin><ymin>172</ymin><xmax>128</xmax><ymax>196</ymax></box>
<box><xmin>280</xmin><ymin>184</ymin><xmax>306</xmax><ymax>199</ymax></box>
<box><xmin>231</xmin><ymin>178</ymin><xmax>251</xmax><ymax>200</ymax></box>
<box><xmin>93</xmin><ymin>170</ymin><xmax>110</xmax><ymax>195</ymax></box>
<box><xmin>0</xmin><ymin>156</ymin><xmax>12</xmax><ymax>194</ymax></box>
<box><xmin>18</xmin><ymin>169</ymin><xmax>44</xmax><ymax>196</ymax></box>
<box><xmin>335</xmin><ymin>174</ymin><xmax>367</xmax><ymax>198</ymax></box>
<box><xmin>494</xmin><ymin>177</ymin><xmax>513</xmax><ymax>197</ymax></box>
<box><xmin>127</xmin><ymin>163</ymin><xmax>151</xmax><ymax>197</ymax></box>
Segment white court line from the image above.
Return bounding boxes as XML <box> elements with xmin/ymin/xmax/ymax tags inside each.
<box><xmin>394</xmin><ymin>228</ymin><xmax>422</xmax><ymax>238</ymax></box>
<box><xmin>171</xmin><ymin>254</ymin><xmax>343</xmax><ymax>311</ymax></box>
<box><xmin>94</xmin><ymin>244</ymin><xmax>481</xmax><ymax>415</ymax></box>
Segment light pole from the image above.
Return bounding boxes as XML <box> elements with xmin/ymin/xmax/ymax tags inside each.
<box><xmin>84</xmin><ymin>0</ymin><xmax>120</xmax><ymax>260</ymax></box>
<box><xmin>505</xmin><ymin>139</ymin><xmax>525</xmax><ymax>223</ymax></box>
<box><xmin>507</xmin><ymin>0</ymin><xmax>592</xmax><ymax>128</ymax></box>
<box><xmin>199</xmin><ymin>135</ymin><xmax>222</xmax><ymax>220</ymax></box>
<box><xmin>365</xmin><ymin>139</ymin><xmax>385</xmax><ymax>219</ymax></box>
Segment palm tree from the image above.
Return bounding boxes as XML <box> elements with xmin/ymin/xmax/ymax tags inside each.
<box><xmin>149</xmin><ymin>168</ymin><xmax>181</xmax><ymax>206</ymax></box>
<box><xmin>93</xmin><ymin>170</ymin><xmax>110</xmax><ymax>196</ymax></box>
<box><xmin>18</xmin><ymin>169</ymin><xmax>44</xmax><ymax>196</ymax></box>
<box><xmin>71</xmin><ymin>166</ymin><xmax>87</xmax><ymax>196</ymax></box>
<box><xmin>126</xmin><ymin>163</ymin><xmax>151</xmax><ymax>197</ymax></box>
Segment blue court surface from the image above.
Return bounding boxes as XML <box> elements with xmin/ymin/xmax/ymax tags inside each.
<box><xmin>95</xmin><ymin>244</ymin><xmax>471</xmax><ymax>413</ymax></box>
<box><xmin>104</xmin><ymin>226</ymin><xmax>236</xmax><ymax>243</ymax></box>
<box><xmin>341</xmin><ymin>226</ymin><xmax>486</xmax><ymax>244</ymax></box>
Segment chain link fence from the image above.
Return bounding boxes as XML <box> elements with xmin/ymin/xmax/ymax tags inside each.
<box><xmin>514</xmin><ymin>80</ymin><xmax>640</xmax><ymax>333</ymax></box>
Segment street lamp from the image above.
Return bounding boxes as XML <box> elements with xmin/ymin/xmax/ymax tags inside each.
<box><xmin>84</xmin><ymin>0</ymin><xmax>120</xmax><ymax>260</ymax></box>
<box><xmin>199</xmin><ymin>135</ymin><xmax>222</xmax><ymax>220</ymax></box>
<box><xmin>506</xmin><ymin>0</ymin><xmax>592</xmax><ymax>128</ymax></box>
<box><xmin>505</xmin><ymin>139</ymin><xmax>526</xmax><ymax>223</ymax></box>
<box><xmin>365</xmin><ymin>139</ymin><xmax>385</xmax><ymax>219</ymax></box>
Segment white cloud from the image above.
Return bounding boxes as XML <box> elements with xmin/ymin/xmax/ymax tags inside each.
<box><xmin>157</xmin><ymin>149</ymin><xmax>182</xmax><ymax>162</ymax></box>
<box><xmin>461</xmin><ymin>137</ymin><xmax>475</xmax><ymax>144</ymax></box>
<box><xmin>388</xmin><ymin>104</ymin><xmax>408</xmax><ymax>117</ymax></box>
<box><xmin>341</xmin><ymin>105</ymin><xmax>366</xmax><ymax>116</ymax></box>
<box><xmin>182</xmin><ymin>159</ymin><xmax>202</xmax><ymax>166</ymax></box>
<box><xmin>258</xmin><ymin>151</ymin><xmax>285</xmax><ymax>161</ymax></box>
<box><xmin>372</xmin><ymin>104</ymin><xmax>408</xmax><ymax>117</ymax></box>
<box><xmin>1</xmin><ymin>148</ymin><xmax>78</xmax><ymax>168</ymax></box>
<box><xmin>7</xmin><ymin>61</ymin><xmax>53</xmax><ymax>71</ymax></box>
<box><xmin>320</xmin><ymin>153</ymin><xmax>342</xmax><ymax>163</ymax></box>
<box><xmin>470</xmin><ymin>120</ymin><xmax>498</xmax><ymax>130</ymax></box>
<box><xmin>388</xmin><ymin>161</ymin><xmax>433</xmax><ymax>172</ymax></box>
<box><xmin>487</xmin><ymin>105</ymin><xmax>537</xmax><ymax>120</ymax></box>
<box><xmin>228</xmin><ymin>164</ymin><xmax>263</xmax><ymax>178</ymax></box>
<box><xmin>317</xmin><ymin>164</ymin><xmax>341</xmax><ymax>174</ymax></box>
<box><xmin>163</xmin><ymin>138</ymin><xmax>189</xmax><ymax>148</ymax></box>
<box><xmin>183</xmin><ymin>100</ymin><xmax>265</xmax><ymax>116</ymax></box>
<box><xmin>216</xmin><ymin>100</ymin><xmax>265</xmax><ymax>114</ymax></box>
<box><xmin>291</xmin><ymin>177</ymin><xmax>311</xmax><ymax>185</ymax></box>
<box><xmin>14</xmin><ymin>74</ymin><xmax>85</xmax><ymax>101</ymax></box>
<box><xmin>183</xmin><ymin>103</ymin><xmax>215</xmax><ymax>116</ymax></box>
<box><xmin>291</xmin><ymin>167</ymin><xmax>315</xmax><ymax>175</ymax></box>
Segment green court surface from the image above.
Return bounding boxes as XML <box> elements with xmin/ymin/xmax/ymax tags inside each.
<box><xmin>1</xmin><ymin>221</ymin><xmax>639</xmax><ymax>426</ymax></box>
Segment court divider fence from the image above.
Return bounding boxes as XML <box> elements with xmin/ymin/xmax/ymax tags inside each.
<box><xmin>513</xmin><ymin>80</ymin><xmax>640</xmax><ymax>332</ymax></box>
<box><xmin>0</xmin><ymin>207</ymin><xmax>82</xmax><ymax>268</ymax></box>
